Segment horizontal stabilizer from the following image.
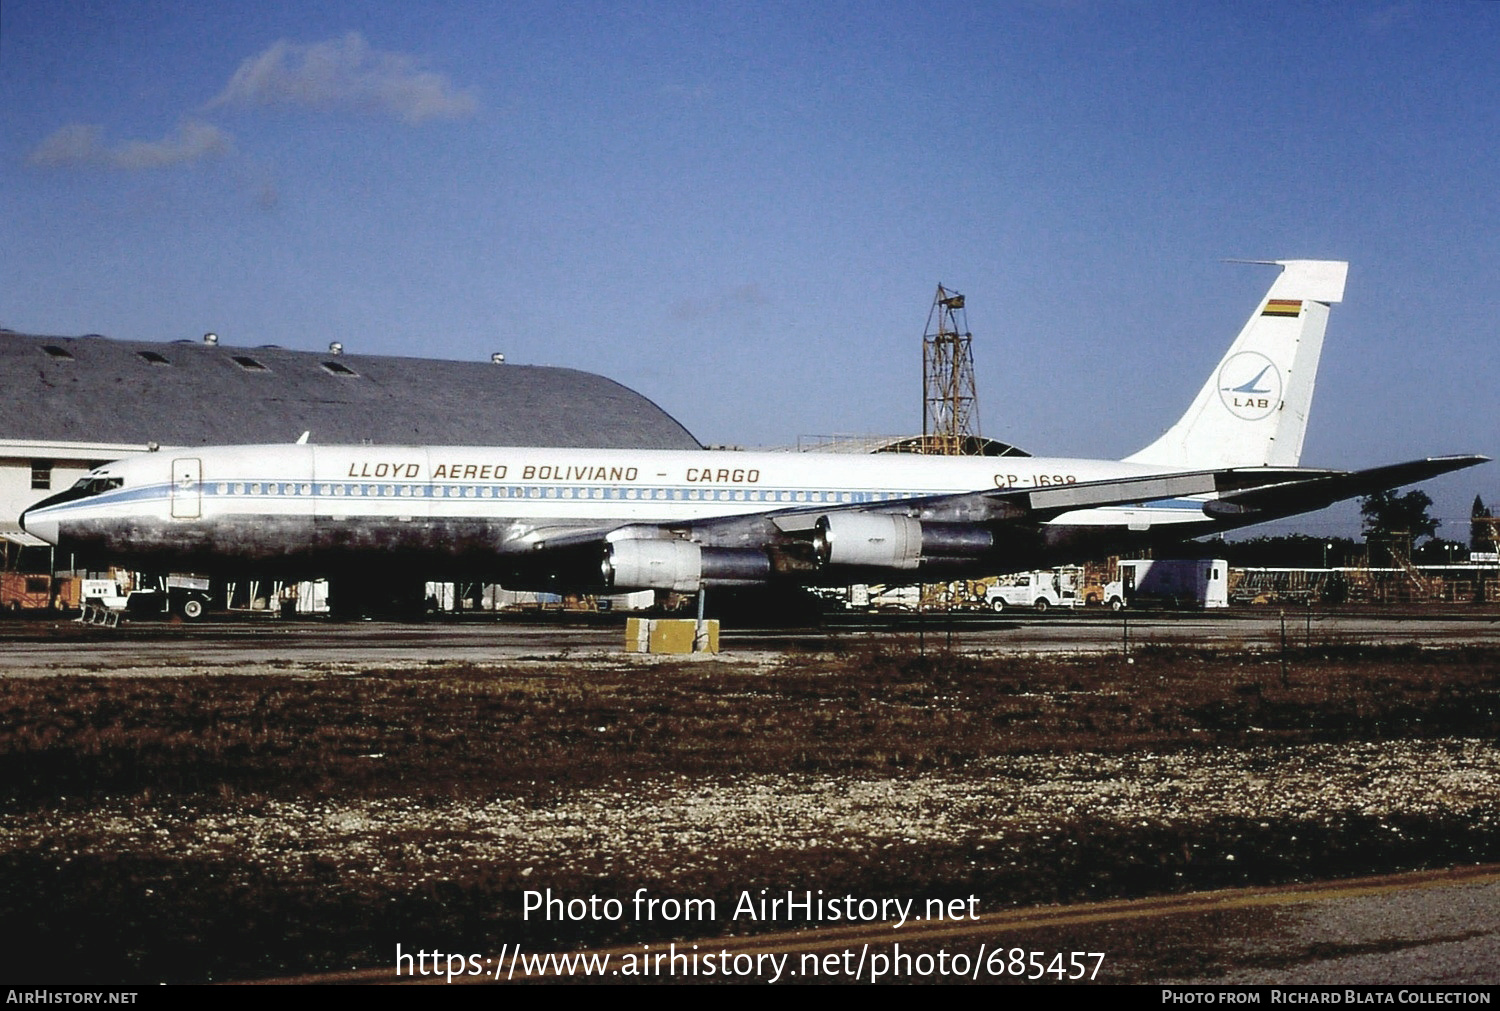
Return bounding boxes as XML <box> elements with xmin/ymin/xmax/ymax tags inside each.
<box><xmin>1208</xmin><ymin>455</ymin><xmax>1489</xmax><ymax>519</ymax></box>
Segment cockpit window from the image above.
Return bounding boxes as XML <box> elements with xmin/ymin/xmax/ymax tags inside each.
<box><xmin>29</xmin><ymin>474</ymin><xmax>126</xmax><ymax>514</ymax></box>
<box><xmin>70</xmin><ymin>476</ymin><xmax>124</xmax><ymax>496</ymax></box>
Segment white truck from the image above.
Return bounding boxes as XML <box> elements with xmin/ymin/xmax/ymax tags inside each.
<box><xmin>985</xmin><ymin>569</ymin><xmax>1082</xmax><ymax>613</ymax></box>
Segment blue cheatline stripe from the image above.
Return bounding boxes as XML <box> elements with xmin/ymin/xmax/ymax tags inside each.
<box><xmin>29</xmin><ymin>482</ymin><xmax>175</xmax><ymax>516</ymax></box>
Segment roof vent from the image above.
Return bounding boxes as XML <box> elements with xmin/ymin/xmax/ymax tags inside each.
<box><xmin>41</xmin><ymin>344</ymin><xmax>74</xmax><ymax>360</ymax></box>
<box><xmin>137</xmin><ymin>350</ymin><xmax>170</xmax><ymax>365</ymax></box>
<box><xmin>321</xmin><ymin>360</ymin><xmax>357</xmax><ymax>376</ymax></box>
<box><xmin>231</xmin><ymin>355</ymin><xmax>268</xmax><ymax>371</ymax></box>
<box><xmin>203</xmin><ymin>332</ymin><xmax>219</xmax><ymax>345</ymax></box>
<box><xmin>491</xmin><ymin>352</ymin><xmax>505</xmax><ymax>364</ymax></box>
<box><xmin>329</xmin><ymin>341</ymin><xmax>343</xmax><ymax>355</ymax></box>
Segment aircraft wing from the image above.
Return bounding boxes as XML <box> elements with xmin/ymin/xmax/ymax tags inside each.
<box><xmin>508</xmin><ymin>456</ymin><xmax>1487</xmax><ymax>591</ymax></box>
<box><xmin>698</xmin><ymin>466</ymin><xmax>1338</xmax><ymax>534</ymax></box>
<box><xmin>523</xmin><ymin>468</ymin><xmax>1258</xmax><ymax>551</ymax></box>
<box><xmin>524</xmin><ymin>468</ymin><xmax>1243</xmax><ymax>550</ymax></box>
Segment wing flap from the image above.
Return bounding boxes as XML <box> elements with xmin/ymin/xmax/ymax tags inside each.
<box><xmin>1023</xmin><ymin>472</ymin><xmax>1218</xmax><ymax>513</ymax></box>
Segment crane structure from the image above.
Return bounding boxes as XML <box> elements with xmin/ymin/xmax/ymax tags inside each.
<box><xmin>921</xmin><ymin>284</ymin><xmax>982</xmax><ymax>456</ymax></box>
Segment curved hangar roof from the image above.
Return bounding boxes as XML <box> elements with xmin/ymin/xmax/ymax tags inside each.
<box><xmin>3</xmin><ymin>333</ymin><xmax>701</xmax><ymax>451</ymax></box>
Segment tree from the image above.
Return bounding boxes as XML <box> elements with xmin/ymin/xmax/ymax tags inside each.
<box><xmin>1360</xmin><ymin>489</ymin><xmax>1439</xmax><ymax>541</ymax></box>
<box><xmin>1412</xmin><ymin>538</ymin><xmax>1468</xmax><ymax>565</ymax></box>
<box><xmin>1473</xmin><ymin>495</ymin><xmax>1495</xmax><ymax>553</ymax></box>
<box><xmin>1361</xmin><ymin>489</ymin><xmax>1439</xmax><ymax>565</ymax></box>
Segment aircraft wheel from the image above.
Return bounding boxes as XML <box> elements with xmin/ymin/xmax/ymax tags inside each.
<box><xmin>180</xmin><ymin>597</ymin><xmax>206</xmax><ymax>620</ymax></box>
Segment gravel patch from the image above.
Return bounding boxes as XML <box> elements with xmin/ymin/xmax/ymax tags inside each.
<box><xmin>7</xmin><ymin>738</ymin><xmax>1496</xmax><ymax>891</ymax></box>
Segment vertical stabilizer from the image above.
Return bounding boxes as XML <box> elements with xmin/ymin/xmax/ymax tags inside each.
<box><xmin>1123</xmin><ymin>259</ymin><xmax>1348</xmax><ymax>469</ymax></box>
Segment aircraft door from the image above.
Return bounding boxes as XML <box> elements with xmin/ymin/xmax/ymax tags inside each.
<box><xmin>171</xmin><ymin>458</ymin><xmax>202</xmax><ymax>519</ymax></box>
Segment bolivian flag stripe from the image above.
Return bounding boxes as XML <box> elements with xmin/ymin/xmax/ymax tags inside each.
<box><xmin>1262</xmin><ymin>299</ymin><xmax>1303</xmax><ymax>317</ymax></box>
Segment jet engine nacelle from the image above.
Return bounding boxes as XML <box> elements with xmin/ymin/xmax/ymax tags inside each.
<box><xmin>602</xmin><ymin>539</ymin><xmax>771</xmax><ymax>592</ymax></box>
<box><xmin>812</xmin><ymin>513</ymin><xmax>994</xmax><ymax>569</ymax></box>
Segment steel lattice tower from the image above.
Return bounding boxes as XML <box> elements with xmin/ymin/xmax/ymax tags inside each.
<box><xmin>921</xmin><ymin>284</ymin><xmax>981</xmax><ymax>455</ymax></box>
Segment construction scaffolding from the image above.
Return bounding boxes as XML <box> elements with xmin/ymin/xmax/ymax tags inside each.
<box><xmin>1233</xmin><ymin>565</ymin><xmax>1500</xmax><ymax>606</ymax></box>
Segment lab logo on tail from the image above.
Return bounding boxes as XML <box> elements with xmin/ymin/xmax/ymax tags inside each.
<box><xmin>1217</xmin><ymin>351</ymin><xmax>1281</xmax><ymax>421</ymax></box>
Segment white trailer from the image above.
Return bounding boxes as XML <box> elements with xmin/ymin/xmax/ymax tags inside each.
<box><xmin>1114</xmin><ymin>558</ymin><xmax>1228</xmax><ymax>609</ymax></box>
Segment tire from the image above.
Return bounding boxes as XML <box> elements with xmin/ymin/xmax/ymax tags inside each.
<box><xmin>180</xmin><ymin>597</ymin><xmax>206</xmax><ymax>620</ymax></box>
<box><xmin>990</xmin><ymin>598</ymin><xmax>1006</xmax><ymax>613</ymax></box>
<box><xmin>1109</xmin><ymin>597</ymin><xmax>1124</xmax><ymax>612</ymax></box>
<box><xmin>1034</xmin><ymin>598</ymin><xmax>1050</xmax><ymax>613</ymax></box>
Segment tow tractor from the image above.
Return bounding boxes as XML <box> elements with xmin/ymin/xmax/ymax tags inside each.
<box><xmin>78</xmin><ymin>575</ymin><xmax>213</xmax><ymax>625</ymax></box>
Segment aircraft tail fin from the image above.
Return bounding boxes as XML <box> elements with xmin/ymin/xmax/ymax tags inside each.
<box><xmin>1124</xmin><ymin>259</ymin><xmax>1348</xmax><ymax>469</ymax></box>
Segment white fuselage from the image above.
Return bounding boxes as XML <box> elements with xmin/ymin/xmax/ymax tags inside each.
<box><xmin>20</xmin><ymin>443</ymin><xmax>1221</xmax><ymax>589</ymax></box>
<box><xmin>25</xmin><ymin>443</ymin><xmax>1209</xmax><ymax>538</ymax></box>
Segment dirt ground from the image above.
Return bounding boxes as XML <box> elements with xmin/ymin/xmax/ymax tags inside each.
<box><xmin>2</xmin><ymin>642</ymin><xmax>1497</xmax><ymax>983</ymax></box>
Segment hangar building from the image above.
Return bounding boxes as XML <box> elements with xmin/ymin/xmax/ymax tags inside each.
<box><xmin>1</xmin><ymin>331</ymin><xmax>701</xmax><ymax>542</ymax></box>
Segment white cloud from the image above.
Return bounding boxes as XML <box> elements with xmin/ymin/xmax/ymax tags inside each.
<box><xmin>110</xmin><ymin>121</ymin><xmax>232</xmax><ymax>169</ymax></box>
<box><xmin>208</xmin><ymin>32</ymin><xmax>477</xmax><ymax>125</ymax></box>
<box><xmin>28</xmin><ymin>124</ymin><xmax>105</xmax><ymax>167</ymax></box>
<box><xmin>29</xmin><ymin>120</ymin><xmax>231</xmax><ymax>170</ymax></box>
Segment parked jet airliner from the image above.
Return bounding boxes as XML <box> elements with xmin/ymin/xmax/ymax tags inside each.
<box><xmin>20</xmin><ymin>261</ymin><xmax>1486</xmax><ymax>595</ymax></box>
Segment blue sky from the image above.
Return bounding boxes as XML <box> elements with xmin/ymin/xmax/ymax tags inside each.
<box><xmin>3</xmin><ymin>1</ymin><xmax>1496</xmax><ymax>535</ymax></box>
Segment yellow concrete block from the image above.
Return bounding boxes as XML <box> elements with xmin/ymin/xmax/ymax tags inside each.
<box><xmin>624</xmin><ymin>618</ymin><xmax>719</xmax><ymax>653</ymax></box>
<box><xmin>625</xmin><ymin>617</ymin><xmax>651</xmax><ymax>653</ymax></box>
<box><xmin>649</xmin><ymin>618</ymin><xmax>696</xmax><ymax>654</ymax></box>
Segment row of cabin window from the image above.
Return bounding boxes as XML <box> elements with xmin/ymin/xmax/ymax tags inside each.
<box><xmin>204</xmin><ymin>482</ymin><xmax>912</xmax><ymax>504</ymax></box>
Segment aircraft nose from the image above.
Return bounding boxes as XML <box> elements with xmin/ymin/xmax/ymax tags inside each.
<box><xmin>19</xmin><ymin>507</ymin><xmax>59</xmax><ymax>546</ymax></box>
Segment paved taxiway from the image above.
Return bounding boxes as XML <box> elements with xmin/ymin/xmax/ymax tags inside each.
<box><xmin>1</xmin><ymin>608</ymin><xmax>1497</xmax><ymax>671</ymax></box>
